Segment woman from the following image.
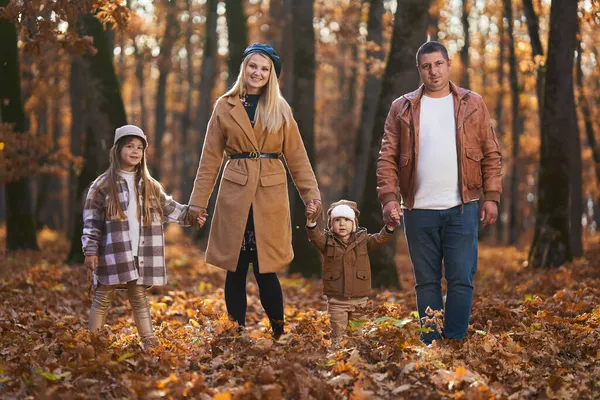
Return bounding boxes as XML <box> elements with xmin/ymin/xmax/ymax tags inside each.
<box><xmin>187</xmin><ymin>43</ymin><xmax>322</xmax><ymax>338</ymax></box>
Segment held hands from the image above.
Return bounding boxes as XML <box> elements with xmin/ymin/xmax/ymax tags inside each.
<box><xmin>185</xmin><ymin>205</ymin><xmax>208</xmax><ymax>229</ymax></box>
<box><xmin>197</xmin><ymin>212</ymin><xmax>209</xmax><ymax>228</ymax></box>
<box><xmin>305</xmin><ymin>199</ymin><xmax>322</xmax><ymax>222</ymax></box>
<box><xmin>84</xmin><ymin>255</ymin><xmax>98</xmax><ymax>271</ymax></box>
<box><xmin>480</xmin><ymin>200</ymin><xmax>498</xmax><ymax>227</ymax></box>
<box><xmin>306</xmin><ymin>202</ymin><xmax>318</xmax><ymax>227</ymax></box>
<box><xmin>383</xmin><ymin>200</ymin><xmax>402</xmax><ymax>228</ymax></box>
<box><xmin>386</xmin><ymin>208</ymin><xmax>401</xmax><ymax>230</ymax></box>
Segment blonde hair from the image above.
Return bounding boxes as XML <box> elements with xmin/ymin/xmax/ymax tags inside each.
<box><xmin>93</xmin><ymin>136</ymin><xmax>165</xmax><ymax>225</ymax></box>
<box><xmin>222</xmin><ymin>53</ymin><xmax>290</xmax><ymax>134</ymax></box>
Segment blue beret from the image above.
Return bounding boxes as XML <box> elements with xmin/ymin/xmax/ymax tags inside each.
<box><xmin>242</xmin><ymin>42</ymin><xmax>282</xmax><ymax>77</ymax></box>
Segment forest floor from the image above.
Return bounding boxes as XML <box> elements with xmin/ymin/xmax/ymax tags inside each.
<box><xmin>0</xmin><ymin>225</ymin><xmax>599</xmax><ymax>399</ymax></box>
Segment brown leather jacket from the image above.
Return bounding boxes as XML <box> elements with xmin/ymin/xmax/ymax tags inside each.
<box><xmin>377</xmin><ymin>82</ymin><xmax>502</xmax><ymax>209</ymax></box>
<box><xmin>306</xmin><ymin>225</ymin><xmax>393</xmax><ymax>298</ymax></box>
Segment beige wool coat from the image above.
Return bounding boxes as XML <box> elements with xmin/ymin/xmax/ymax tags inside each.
<box><xmin>189</xmin><ymin>95</ymin><xmax>321</xmax><ymax>273</ymax></box>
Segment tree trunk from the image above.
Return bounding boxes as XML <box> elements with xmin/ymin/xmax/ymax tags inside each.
<box><xmin>152</xmin><ymin>0</ymin><xmax>179</xmax><ymax>181</ymax></box>
<box><xmin>0</xmin><ymin>186</ymin><xmax>5</xmax><ymax>222</ymax></box>
<box><xmin>495</xmin><ymin>14</ymin><xmax>506</xmax><ymax>244</ymax></box>
<box><xmin>37</xmin><ymin>84</ymin><xmax>64</xmax><ymax>231</ymax></box>
<box><xmin>225</xmin><ymin>0</ymin><xmax>248</xmax><ymax>88</ymax></box>
<box><xmin>504</xmin><ymin>0</ymin><xmax>523</xmax><ymax>246</ymax></box>
<box><xmin>528</xmin><ymin>0</ymin><xmax>577</xmax><ymax>268</ymax></box>
<box><xmin>180</xmin><ymin>0</ymin><xmax>196</xmax><ymax>200</ymax></box>
<box><xmin>134</xmin><ymin>43</ymin><xmax>147</xmax><ymax>135</ymax></box>
<box><xmin>569</xmin><ymin>92</ymin><xmax>582</xmax><ymax>257</ymax></box>
<box><xmin>191</xmin><ymin>0</ymin><xmax>219</xmax><ymax>242</ymax></box>
<box><xmin>522</xmin><ymin>0</ymin><xmax>544</xmax><ymax>121</ymax></box>
<box><xmin>288</xmin><ymin>0</ymin><xmax>320</xmax><ymax>277</ymax></box>
<box><xmin>428</xmin><ymin>11</ymin><xmax>438</xmax><ymax>41</ymax></box>
<box><xmin>349</xmin><ymin>0</ymin><xmax>384</xmax><ymax>202</ymax></box>
<box><xmin>267</xmin><ymin>0</ymin><xmax>283</xmax><ymax>50</ymax></box>
<box><xmin>568</xmin><ymin>31</ymin><xmax>583</xmax><ymax>257</ymax></box>
<box><xmin>576</xmin><ymin>38</ymin><xmax>600</xmax><ymax>190</ymax></box>
<box><xmin>67</xmin><ymin>15</ymin><xmax>128</xmax><ymax>264</ymax></box>
<box><xmin>460</xmin><ymin>0</ymin><xmax>470</xmax><ymax>88</ymax></box>
<box><xmin>0</xmin><ymin>0</ymin><xmax>38</xmax><ymax>250</ymax></box>
<box><xmin>280</xmin><ymin>0</ymin><xmax>294</xmax><ymax>99</ymax></box>
<box><xmin>364</xmin><ymin>0</ymin><xmax>433</xmax><ymax>288</ymax></box>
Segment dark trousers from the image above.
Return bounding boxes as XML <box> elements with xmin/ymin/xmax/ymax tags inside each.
<box><xmin>225</xmin><ymin>250</ymin><xmax>284</xmax><ymax>333</ymax></box>
<box><xmin>403</xmin><ymin>202</ymin><xmax>479</xmax><ymax>344</ymax></box>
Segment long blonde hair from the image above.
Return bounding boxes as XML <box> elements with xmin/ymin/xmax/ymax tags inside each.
<box><xmin>222</xmin><ymin>53</ymin><xmax>290</xmax><ymax>134</ymax></box>
<box><xmin>93</xmin><ymin>136</ymin><xmax>164</xmax><ymax>225</ymax></box>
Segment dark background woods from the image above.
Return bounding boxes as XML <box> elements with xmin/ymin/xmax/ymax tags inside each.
<box><xmin>1</xmin><ymin>0</ymin><xmax>599</xmax><ymax>284</ymax></box>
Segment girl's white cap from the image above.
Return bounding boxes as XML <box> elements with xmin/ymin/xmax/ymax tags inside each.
<box><xmin>114</xmin><ymin>125</ymin><xmax>148</xmax><ymax>147</ymax></box>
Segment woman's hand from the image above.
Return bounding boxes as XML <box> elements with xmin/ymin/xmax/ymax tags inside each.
<box><xmin>185</xmin><ymin>205</ymin><xmax>206</xmax><ymax>228</ymax></box>
<box><xmin>197</xmin><ymin>213</ymin><xmax>209</xmax><ymax>228</ymax></box>
<box><xmin>305</xmin><ymin>199</ymin><xmax>322</xmax><ymax>221</ymax></box>
<box><xmin>306</xmin><ymin>203</ymin><xmax>317</xmax><ymax>227</ymax></box>
<box><xmin>85</xmin><ymin>256</ymin><xmax>98</xmax><ymax>271</ymax></box>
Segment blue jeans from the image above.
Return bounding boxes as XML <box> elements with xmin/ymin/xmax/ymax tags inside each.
<box><xmin>403</xmin><ymin>202</ymin><xmax>479</xmax><ymax>344</ymax></box>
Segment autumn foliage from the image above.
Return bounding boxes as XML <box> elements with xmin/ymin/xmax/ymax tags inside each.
<box><xmin>1</xmin><ymin>226</ymin><xmax>598</xmax><ymax>398</ymax></box>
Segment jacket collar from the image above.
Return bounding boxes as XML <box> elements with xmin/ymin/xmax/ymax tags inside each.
<box><xmin>227</xmin><ymin>95</ymin><xmax>260</xmax><ymax>150</ymax></box>
<box><xmin>403</xmin><ymin>81</ymin><xmax>471</xmax><ymax>106</ymax></box>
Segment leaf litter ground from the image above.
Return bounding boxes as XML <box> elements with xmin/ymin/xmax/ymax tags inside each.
<box><xmin>0</xmin><ymin>226</ymin><xmax>599</xmax><ymax>399</ymax></box>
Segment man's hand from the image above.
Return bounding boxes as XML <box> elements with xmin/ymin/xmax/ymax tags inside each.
<box><xmin>197</xmin><ymin>212</ymin><xmax>209</xmax><ymax>229</ymax></box>
<box><xmin>85</xmin><ymin>255</ymin><xmax>98</xmax><ymax>272</ymax></box>
<box><xmin>386</xmin><ymin>208</ymin><xmax>401</xmax><ymax>230</ymax></box>
<box><xmin>305</xmin><ymin>199</ymin><xmax>322</xmax><ymax>221</ymax></box>
<box><xmin>480</xmin><ymin>201</ymin><xmax>498</xmax><ymax>227</ymax></box>
<box><xmin>383</xmin><ymin>200</ymin><xmax>402</xmax><ymax>228</ymax></box>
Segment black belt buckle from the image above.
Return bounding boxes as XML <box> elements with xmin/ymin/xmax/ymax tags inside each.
<box><xmin>249</xmin><ymin>151</ymin><xmax>260</xmax><ymax>160</ymax></box>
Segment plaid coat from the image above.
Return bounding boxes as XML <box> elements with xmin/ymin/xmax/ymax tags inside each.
<box><xmin>82</xmin><ymin>174</ymin><xmax>188</xmax><ymax>287</ymax></box>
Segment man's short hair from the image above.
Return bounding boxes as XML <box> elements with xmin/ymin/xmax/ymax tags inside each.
<box><xmin>416</xmin><ymin>41</ymin><xmax>450</xmax><ymax>66</ymax></box>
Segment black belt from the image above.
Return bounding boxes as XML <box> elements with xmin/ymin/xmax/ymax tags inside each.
<box><xmin>230</xmin><ymin>152</ymin><xmax>280</xmax><ymax>160</ymax></box>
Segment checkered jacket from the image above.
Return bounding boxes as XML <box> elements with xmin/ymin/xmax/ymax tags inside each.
<box><xmin>82</xmin><ymin>174</ymin><xmax>189</xmax><ymax>286</ymax></box>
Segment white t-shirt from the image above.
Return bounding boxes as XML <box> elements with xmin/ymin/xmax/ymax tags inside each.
<box><xmin>120</xmin><ymin>170</ymin><xmax>140</xmax><ymax>256</ymax></box>
<box><xmin>413</xmin><ymin>94</ymin><xmax>462</xmax><ymax>209</ymax></box>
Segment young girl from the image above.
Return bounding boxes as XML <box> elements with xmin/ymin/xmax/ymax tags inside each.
<box><xmin>82</xmin><ymin>125</ymin><xmax>207</xmax><ymax>348</ymax></box>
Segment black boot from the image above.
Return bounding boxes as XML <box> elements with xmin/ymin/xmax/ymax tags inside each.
<box><xmin>270</xmin><ymin>319</ymin><xmax>284</xmax><ymax>340</ymax></box>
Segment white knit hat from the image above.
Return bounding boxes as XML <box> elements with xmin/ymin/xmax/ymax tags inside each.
<box><xmin>330</xmin><ymin>204</ymin><xmax>357</xmax><ymax>232</ymax></box>
<box><xmin>114</xmin><ymin>125</ymin><xmax>148</xmax><ymax>147</ymax></box>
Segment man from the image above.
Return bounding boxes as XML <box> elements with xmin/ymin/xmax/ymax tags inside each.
<box><xmin>377</xmin><ymin>41</ymin><xmax>502</xmax><ymax>344</ymax></box>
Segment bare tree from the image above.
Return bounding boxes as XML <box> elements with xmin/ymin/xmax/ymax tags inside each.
<box><xmin>67</xmin><ymin>15</ymin><xmax>128</xmax><ymax>263</ymax></box>
<box><xmin>503</xmin><ymin>0</ymin><xmax>523</xmax><ymax>245</ymax></box>
<box><xmin>522</xmin><ymin>0</ymin><xmax>544</xmax><ymax>118</ymax></box>
<box><xmin>190</xmin><ymin>0</ymin><xmax>219</xmax><ymax>241</ymax></box>
<box><xmin>528</xmin><ymin>0</ymin><xmax>578</xmax><ymax>268</ymax></box>
<box><xmin>152</xmin><ymin>0</ymin><xmax>179</xmax><ymax>181</ymax></box>
<box><xmin>288</xmin><ymin>0</ymin><xmax>320</xmax><ymax>277</ymax></box>
<box><xmin>225</xmin><ymin>0</ymin><xmax>247</xmax><ymax>88</ymax></box>
<box><xmin>350</xmin><ymin>0</ymin><xmax>385</xmax><ymax>202</ymax></box>
<box><xmin>460</xmin><ymin>0</ymin><xmax>470</xmax><ymax>88</ymax></box>
<box><xmin>363</xmin><ymin>0</ymin><xmax>433</xmax><ymax>288</ymax></box>
<box><xmin>0</xmin><ymin>0</ymin><xmax>38</xmax><ymax>250</ymax></box>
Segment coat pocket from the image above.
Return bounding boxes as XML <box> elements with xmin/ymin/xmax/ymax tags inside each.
<box><xmin>465</xmin><ymin>148</ymin><xmax>483</xmax><ymax>189</ymax></box>
<box><xmin>223</xmin><ymin>168</ymin><xmax>248</xmax><ymax>186</ymax></box>
<box><xmin>355</xmin><ymin>270</ymin><xmax>371</xmax><ymax>293</ymax></box>
<box><xmin>260</xmin><ymin>173</ymin><xmax>286</xmax><ymax>187</ymax></box>
<box><xmin>323</xmin><ymin>268</ymin><xmax>342</xmax><ymax>294</ymax></box>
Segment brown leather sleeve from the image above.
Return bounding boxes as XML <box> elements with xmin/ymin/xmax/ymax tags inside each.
<box><xmin>479</xmin><ymin>99</ymin><xmax>503</xmax><ymax>203</ymax></box>
<box><xmin>377</xmin><ymin>99</ymin><xmax>403</xmax><ymax>206</ymax></box>
<box><xmin>366</xmin><ymin>226</ymin><xmax>394</xmax><ymax>252</ymax></box>
<box><xmin>306</xmin><ymin>225</ymin><xmax>327</xmax><ymax>253</ymax></box>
